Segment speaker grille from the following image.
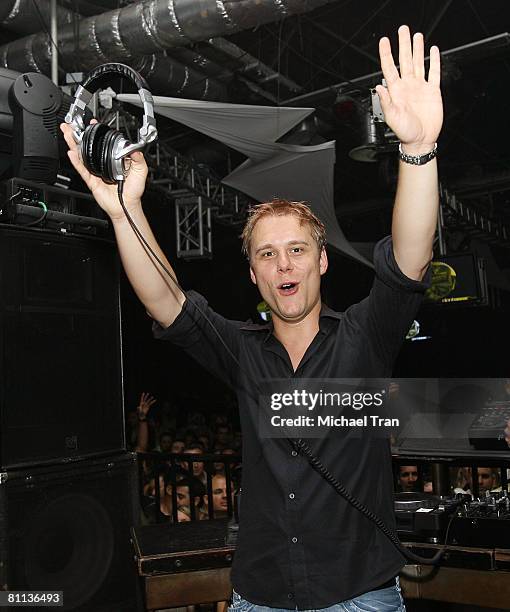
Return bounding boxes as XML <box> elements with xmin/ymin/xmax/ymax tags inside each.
<box><xmin>2</xmin><ymin>453</ymin><xmax>140</xmax><ymax>612</ymax></box>
<box><xmin>0</xmin><ymin>227</ymin><xmax>124</xmax><ymax>468</ymax></box>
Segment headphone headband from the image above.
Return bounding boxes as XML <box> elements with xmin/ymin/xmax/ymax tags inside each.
<box><xmin>65</xmin><ymin>62</ymin><xmax>157</xmax><ymax>156</ymax></box>
<box><xmin>82</xmin><ymin>63</ymin><xmax>149</xmax><ymax>92</ymax></box>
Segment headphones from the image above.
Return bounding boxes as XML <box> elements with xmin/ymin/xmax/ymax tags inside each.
<box><xmin>65</xmin><ymin>63</ymin><xmax>157</xmax><ymax>184</ymax></box>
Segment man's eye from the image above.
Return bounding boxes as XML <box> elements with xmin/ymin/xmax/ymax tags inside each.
<box><xmin>291</xmin><ymin>247</ymin><xmax>302</xmax><ymax>253</ymax></box>
<box><xmin>262</xmin><ymin>251</ymin><xmax>274</xmax><ymax>257</ymax></box>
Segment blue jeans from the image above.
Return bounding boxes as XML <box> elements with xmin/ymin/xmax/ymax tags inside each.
<box><xmin>228</xmin><ymin>578</ymin><xmax>405</xmax><ymax>612</ymax></box>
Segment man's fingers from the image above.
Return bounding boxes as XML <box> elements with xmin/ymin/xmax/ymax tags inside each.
<box><xmin>59</xmin><ymin>119</ymin><xmax>97</xmax><ymax>152</ymax></box>
<box><xmin>398</xmin><ymin>25</ymin><xmax>413</xmax><ymax>77</ymax></box>
<box><xmin>67</xmin><ymin>149</ymin><xmax>93</xmax><ymax>186</ymax></box>
<box><xmin>126</xmin><ymin>150</ymin><xmax>149</xmax><ymax>181</ymax></box>
<box><xmin>131</xmin><ymin>151</ymin><xmax>143</xmax><ymax>162</ymax></box>
<box><xmin>378</xmin><ymin>36</ymin><xmax>399</xmax><ymax>85</ymax></box>
<box><xmin>412</xmin><ymin>32</ymin><xmax>425</xmax><ymax>79</ymax></box>
<box><xmin>375</xmin><ymin>84</ymin><xmax>391</xmax><ymax>109</ymax></box>
<box><xmin>428</xmin><ymin>45</ymin><xmax>441</xmax><ymax>86</ymax></box>
<box><xmin>60</xmin><ymin>123</ymin><xmax>79</xmax><ymax>153</ymax></box>
<box><xmin>130</xmin><ymin>151</ymin><xmax>147</xmax><ymax>170</ymax></box>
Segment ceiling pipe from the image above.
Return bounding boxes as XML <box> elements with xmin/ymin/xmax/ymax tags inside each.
<box><xmin>0</xmin><ymin>0</ymin><xmax>337</xmax><ymax>98</ymax></box>
<box><xmin>0</xmin><ymin>0</ymin><xmax>229</xmax><ymax>99</ymax></box>
<box><xmin>0</xmin><ymin>0</ymin><xmax>73</xmax><ymax>35</ymax></box>
<box><xmin>203</xmin><ymin>37</ymin><xmax>303</xmax><ymax>93</ymax></box>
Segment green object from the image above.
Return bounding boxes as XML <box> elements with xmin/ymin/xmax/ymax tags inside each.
<box><xmin>257</xmin><ymin>300</ymin><xmax>271</xmax><ymax>322</ymax></box>
<box><xmin>425</xmin><ymin>261</ymin><xmax>457</xmax><ymax>302</ymax></box>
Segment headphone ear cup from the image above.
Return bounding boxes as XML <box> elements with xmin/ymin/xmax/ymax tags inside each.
<box><xmin>80</xmin><ymin>123</ymin><xmax>95</xmax><ymax>170</ymax></box>
<box><xmin>100</xmin><ymin>129</ymin><xmax>123</xmax><ymax>184</ymax></box>
<box><xmin>83</xmin><ymin>123</ymin><xmax>111</xmax><ymax>179</ymax></box>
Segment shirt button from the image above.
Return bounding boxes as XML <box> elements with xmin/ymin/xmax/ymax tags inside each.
<box><xmin>287</xmin><ymin>593</ymin><xmax>294</xmax><ymax>599</ymax></box>
<box><xmin>289</xmin><ymin>493</ymin><xmax>295</xmax><ymax>499</ymax></box>
<box><xmin>291</xmin><ymin>536</ymin><xmax>298</xmax><ymax>543</ymax></box>
<box><xmin>291</xmin><ymin>450</ymin><xmax>298</xmax><ymax>457</ymax></box>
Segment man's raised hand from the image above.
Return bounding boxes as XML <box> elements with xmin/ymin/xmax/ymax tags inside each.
<box><xmin>376</xmin><ymin>25</ymin><xmax>443</xmax><ymax>155</ymax></box>
<box><xmin>137</xmin><ymin>392</ymin><xmax>157</xmax><ymax>419</ymax></box>
<box><xmin>60</xmin><ymin>121</ymin><xmax>149</xmax><ymax>220</ymax></box>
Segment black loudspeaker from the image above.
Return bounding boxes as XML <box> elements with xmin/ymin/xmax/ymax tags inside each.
<box><xmin>9</xmin><ymin>72</ymin><xmax>62</xmax><ymax>184</ymax></box>
<box><xmin>0</xmin><ymin>453</ymin><xmax>142</xmax><ymax>611</ymax></box>
<box><xmin>0</xmin><ymin>226</ymin><xmax>125</xmax><ymax>469</ymax></box>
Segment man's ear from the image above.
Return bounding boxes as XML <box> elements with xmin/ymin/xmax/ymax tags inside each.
<box><xmin>319</xmin><ymin>247</ymin><xmax>328</xmax><ymax>276</ymax></box>
<box><xmin>250</xmin><ymin>266</ymin><xmax>257</xmax><ymax>285</ymax></box>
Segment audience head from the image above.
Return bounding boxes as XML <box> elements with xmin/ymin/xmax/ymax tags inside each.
<box><xmin>171</xmin><ymin>439</ymin><xmax>185</xmax><ymax>454</ymax></box>
<box><xmin>144</xmin><ymin>473</ymin><xmax>166</xmax><ymax>499</ymax></box>
<box><xmin>213</xmin><ymin>448</ymin><xmax>236</xmax><ymax>472</ymax></box>
<box><xmin>478</xmin><ymin>467</ymin><xmax>499</xmax><ymax>494</ymax></box>
<box><xmin>166</xmin><ymin>475</ymin><xmax>205</xmax><ymax>509</ymax></box>
<box><xmin>398</xmin><ymin>465</ymin><xmax>419</xmax><ymax>492</ymax></box>
<box><xmin>159</xmin><ymin>432</ymin><xmax>173</xmax><ymax>453</ymax></box>
<box><xmin>198</xmin><ymin>433</ymin><xmax>211</xmax><ymax>451</ymax></box>
<box><xmin>183</xmin><ymin>443</ymin><xmax>206</xmax><ymax>478</ymax></box>
<box><xmin>214</xmin><ymin>424</ymin><xmax>231</xmax><ymax>449</ymax></box>
<box><xmin>204</xmin><ymin>472</ymin><xmax>234</xmax><ymax>517</ymax></box>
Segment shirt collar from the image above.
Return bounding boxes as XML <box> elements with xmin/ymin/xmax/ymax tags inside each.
<box><xmin>239</xmin><ymin>302</ymin><xmax>343</xmax><ymax>335</ymax></box>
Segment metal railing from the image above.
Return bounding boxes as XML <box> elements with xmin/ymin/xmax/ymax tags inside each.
<box><xmin>138</xmin><ymin>451</ymin><xmax>241</xmax><ymax>524</ymax></box>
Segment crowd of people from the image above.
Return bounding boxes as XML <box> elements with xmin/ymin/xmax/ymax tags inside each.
<box><xmin>128</xmin><ymin>391</ymin><xmax>506</xmax><ymax>525</ymax></box>
<box><xmin>126</xmin><ymin>392</ymin><xmax>241</xmax><ymax>523</ymax></box>
<box><xmin>395</xmin><ymin>463</ymin><xmax>503</xmax><ymax>495</ymax></box>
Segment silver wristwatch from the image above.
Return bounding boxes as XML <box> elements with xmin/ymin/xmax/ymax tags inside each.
<box><xmin>398</xmin><ymin>143</ymin><xmax>437</xmax><ymax>165</ymax></box>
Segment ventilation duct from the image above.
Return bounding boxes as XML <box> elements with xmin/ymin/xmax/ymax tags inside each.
<box><xmin>0</xmin><ymin>0</ymin><xmax>73</xmax><ymax>35</ymax></box>
<box><xmin>0</xmin><ymin>0</ymin><xmax>336</xmax><ymax>99</ymax></box>
<box><xmin>0</xmin><ymin>1</ymin><xmax>229</xmax><ymax>99</ymax></box>
<box><xmin>131</xmin><ymin>53</ymin><xmax>227</xmax><ymax>99</ymax></box>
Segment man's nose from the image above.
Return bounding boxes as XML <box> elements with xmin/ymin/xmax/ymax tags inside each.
<box><xmin>277</xmin><ymin>251</ymin><xmax>292</xmax><ymax>272</ymax></box>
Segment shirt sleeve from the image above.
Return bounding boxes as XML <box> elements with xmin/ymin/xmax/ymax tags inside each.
<box><xmin>152</xmin><ymin>290</ymin><xmax>242</xmax><ymax>389</ymax></box>
<box><xmin>346</xmin><ymin>235</ymin><xmax>431</xmax><ymax>367</ymax></box>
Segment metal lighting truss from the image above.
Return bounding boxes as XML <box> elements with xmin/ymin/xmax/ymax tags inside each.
<box><xmin>175</xmin><ymin>195</ymin><xmax>212</xmax><ymax>259</ymax></box>
<box><xmin>148</xmin><ymin>142</ymin><xmax>253</xmax><ymax>259</ymax></box>
<box><xmin>439</xmin><ymin>183</ymin><xmax>510</xmax><ymax>248</ymax></box>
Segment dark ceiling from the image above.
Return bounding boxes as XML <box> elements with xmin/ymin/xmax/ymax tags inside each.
<box><xmin>1</xmin><ymin>0</ymin><xmax>510</xmax><ymax>263</ymax></box>
<box><xmin>226</xmin><ymin>0</ymin><xmax>510</xmax><ymax>242</ymax></box>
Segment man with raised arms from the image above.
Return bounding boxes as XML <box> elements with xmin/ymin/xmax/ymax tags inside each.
<box><xmin>62</xmin><ymin>25</ymin><xmax>442</xmax><ymax>612</ymax></box>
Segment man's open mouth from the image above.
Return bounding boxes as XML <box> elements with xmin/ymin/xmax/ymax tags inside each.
<box><xmin>277</xmin><ymin>282</ymin><xmax>299</xmax><ymax>295</ymax></box>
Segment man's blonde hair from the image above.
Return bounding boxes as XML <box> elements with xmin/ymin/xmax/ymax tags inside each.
<box><xmin>241</xmin><ymin>198</ymin><xmax>326</xmax><ymax>259</ymax></box>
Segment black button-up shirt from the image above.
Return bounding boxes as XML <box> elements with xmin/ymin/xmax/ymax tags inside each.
<box><xmin>153</xmin><ymin>236</ymin><xmax>429</xmax><ymax>609</ymax></box>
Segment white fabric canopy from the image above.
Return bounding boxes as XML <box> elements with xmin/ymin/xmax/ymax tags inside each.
<box><xmin>118</xmin><ymin>94</ymin><xmax>372</xmax><ymax>266</ymax></box>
